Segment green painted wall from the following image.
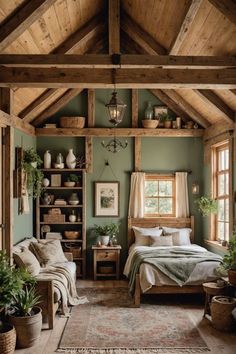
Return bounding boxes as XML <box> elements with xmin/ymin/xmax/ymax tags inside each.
<box><xmin>36</xmin><ymin>89</ymin><xmax>204</xmax><ymax>274</ymax></box>
<box><xmin>14</xmin><ymin>129</ymin><xmax>36</xmax><ymax>244</ymax></box>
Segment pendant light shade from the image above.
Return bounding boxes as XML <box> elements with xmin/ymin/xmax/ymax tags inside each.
<box><xmin>106</xmin><ymin>91</ymin><xmax>127</xmax><ymax>126</ymax></box>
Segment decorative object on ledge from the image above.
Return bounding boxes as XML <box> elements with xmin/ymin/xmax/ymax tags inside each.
<box><xmin>60</xmin><ymin>116</ymin><xmax>85</xmax><ymax>128</ymax></box>
<box><xmin>105</xmin><ymin>91</ymin><xmax>127</xmax><ymax>126</ymax></box>
<box><xmin>66</xmin><ymin>149</ymin><xmax>76</xmax><ymax>169</ymax></box>
<box><xmin>94</xmin><ymin>181</ymin><xmax>119</xmax><ymax>217</ymax></box>
<box><xmin>101</xmin><ymin>136</ymin><xmax>128</xmax><ymax>153</ymax></box>
<box><xmin>142</xmin><ymin>101</ymin><xmax>158</xmax><ymax>128</ymax></box>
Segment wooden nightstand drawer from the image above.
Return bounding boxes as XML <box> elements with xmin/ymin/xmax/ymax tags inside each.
<box><xmin>96</xmin><ymin>250</ymin><xmax>116</xmax><ymax>261</ymax></box>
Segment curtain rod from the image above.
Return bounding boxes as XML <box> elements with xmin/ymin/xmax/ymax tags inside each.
<box><xmin>129</xmin><ymin>170</ymin><xmax>192</xmax><ymax>174</ymax></box>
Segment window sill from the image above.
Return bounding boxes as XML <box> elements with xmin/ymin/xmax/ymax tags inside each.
<box><xmin>204</xmin><ymin>240</ymin><xmax>228</xmax><ymax>251</ymax></box>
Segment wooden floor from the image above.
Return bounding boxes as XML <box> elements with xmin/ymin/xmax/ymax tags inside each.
<box><xmin>15</xmin><ymin>280</ymin><xmax>236</xmax><ymax>354</ymax></box>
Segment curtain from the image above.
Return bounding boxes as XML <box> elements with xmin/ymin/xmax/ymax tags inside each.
<box><xmin>128</xmin><ymin>172</ymin><xmax>145</xmax><ymax>217</ymax></box>
<box><xmin>176</xmin><ymin>172</ymin><xmax>189</xmax><ymax>217</ymax></box>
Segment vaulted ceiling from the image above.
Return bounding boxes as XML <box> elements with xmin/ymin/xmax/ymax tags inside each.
<box><xmin>0</xmin><ymin>0</ymin><xmax>235</xmax><ymax>129</ymax></box>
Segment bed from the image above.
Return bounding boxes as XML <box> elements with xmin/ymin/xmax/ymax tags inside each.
<box><xmin>124</xmin><ymin>216</ymin><xmax>222</xmax><ymax>306</ymax></box>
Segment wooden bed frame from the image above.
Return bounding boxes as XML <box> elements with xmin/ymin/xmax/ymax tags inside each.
<box><xmin>128</xmin><ymin>216</ymin><xmax>203</xmax><ymax>307</ymax></box>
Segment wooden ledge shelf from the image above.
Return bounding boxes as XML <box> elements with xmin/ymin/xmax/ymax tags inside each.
<box><xmin>39</xmin><ymin>205</ymin><xmax>83</xmax><ymax>208</ymax></box>
<box><xmin>36</xmin><ymin>127</ymin><xmax>204</xmax><ymax>137</ymax></box>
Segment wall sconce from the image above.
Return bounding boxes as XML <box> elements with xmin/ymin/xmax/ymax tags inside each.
<box><xmin>192</xmin><ymin>183</ymin><xmax>199</xmax><ymax>195</ymax></box>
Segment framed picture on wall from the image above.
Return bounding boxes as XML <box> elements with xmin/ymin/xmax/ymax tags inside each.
<box><xmin>94</xmin><ymin>181</ymin><xmax>119</xmax><ymax>217</ymax></box>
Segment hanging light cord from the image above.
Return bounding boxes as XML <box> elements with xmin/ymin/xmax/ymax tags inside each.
<box><xmin>96</xmin><ymin>160</ymin><xmax>118</xmax><ymax>180</ymax></box>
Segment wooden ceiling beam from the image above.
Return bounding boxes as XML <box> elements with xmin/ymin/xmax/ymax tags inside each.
<box><xmin>2</xmin><ymin>54</ymin><xmax>236</xmax><ymax>68</ymax></box>
<box><xmin>32</xmin><ymin>89</ymin><xmax>83</xmax><ymax>127</ymax></box>
<box><xmin>150</xmin><ymin>89</ymin><xmax>189</xmax><ymax>122</ymax></box>
<box><xmin>194</xmin><ymin>89</ymin><xmax>235</xmax><ymax>123</ymax></box>
<box><xmin>0</xmin><ymin>109</ymin><xmax>35</xmax><ymax>135</ymax></box>
<box><xmin>208</xmin><ymin>0</ymin><xmax>236</xmax><ymax>27</ymax></box>
<box><xmin>1</xmin><ymin>67</ymin><xmax>235</xmax><ymax>89</ymax></box>
<box><xmin>170</xmin><ymin>0</ymin><xmax>204</xmax><ymax>55</ymax></box>
<box><xmin>109</xmin><ymin>0</ymin><xmax>120</xmax><ymax>54</ymax></box>
<box><xmin>0</xmin><ymin>0</ymin><xmax>57</xmax><ymax>52</ymax></box>
<box><xmin>36</xmin><ymin>127</ymin><xmax>204</xmax><ymax>137</ymax></box>
<box><xmin>52</xmin><ymin>13</ymin><xmax>106</xmax><ymax>54</ymax></box>
<box><xmin>121</xmin><ymin>12</ymin><xmax>167</xmax><ymax>55</ymax></box>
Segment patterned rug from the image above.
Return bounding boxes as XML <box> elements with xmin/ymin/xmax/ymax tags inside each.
<box><xmin>57</xmin><ymin>287</ymin><xmax>209</xmax><ymax>354</ymax></box>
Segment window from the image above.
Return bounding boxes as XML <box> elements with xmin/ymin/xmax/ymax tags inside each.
<box><xmin>212</xmin><ymin>141</ymin><xmax>229</xmax><ymax>242</ymax></box>
<box><xmin>144</xmin><ymin>175</ymin><xmax>175</xmax><ymax>217</ymax></box>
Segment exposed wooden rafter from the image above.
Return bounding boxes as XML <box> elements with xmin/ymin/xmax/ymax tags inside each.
<box><xmin>2</xmin><ymin>54</ymin><xmax>236</xmax><ymax>68</ymax></box>
<box><xmin>0</xmin><ymin>109</ymin><xmax>35</xmax><ymax>135</ymax></box>
<box><xmin>32</xmin><ymin>89</ymin><xmax>83</xmax><ymax>127</ymax></box>
<box><xmin>36</xmin><ymin>127</ymin><xmax>204</xmax><ymax>137</ymax></box>
<box><xmin>169</xmin><ymin>0</ymin><xmax>204</xmax><ymax>55</ymax></box>
<box><xmin>0</xmin><ymin>0</ymin><xmax>57</xmax><ymax>52</ymax></box>
<box><xmin>208</xmin><ymin>0</ymin><xmax>236</xmax><ymax>27</ymax></box>
<box><xmin>194</xmin><ymin>89</ymin><xmax>235</xmax><ymax>123</ymax></box>
<box><xmin>1</xmin><ymin>66</ymin><xmax>236</xmax><ymax>89</ymax></box>
<box><xmin>109</xmin><ymin>0</ymin><xmax>120</xmax><ymax>54</ymax></box>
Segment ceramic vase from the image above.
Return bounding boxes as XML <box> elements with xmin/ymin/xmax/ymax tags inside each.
<box><xmin>44</xmin><ymin>150</ymin><xmax>51</xmax><ymax>169</ymax></box>
<box><xmin>66</xmin><ymin>149</ymin><xmax>76</xmax><ymax>169</ymax></box>
<box><xmin>144</xmin><ymin>101</ymin><xmax>153</xmax><ymax>120</ymax></box>
<box><xmin>42</xmin><ymin>178</ymin><xmax>50</xmax><ymax>187</ymax></box>
<box><xmin>68</xmin><ymin>192</ymin><xmax>79</xmax><ymax>205</ymax></box>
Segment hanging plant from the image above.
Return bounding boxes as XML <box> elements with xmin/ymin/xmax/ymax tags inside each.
<box><xmin>195</xmin><ymin>195</ymin><xmax>218</xmax><ymax>216</ymax></box>
<box><xmin>22</xmin><ymin>148</ymin><xmax>44</xmax><ymax>198</ymax></box>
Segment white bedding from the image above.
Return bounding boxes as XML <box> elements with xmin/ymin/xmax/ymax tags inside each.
<box><xmin>123</xmin><ymin>244</ymin><xmax>221</xmax><ymax>293</ymax></box>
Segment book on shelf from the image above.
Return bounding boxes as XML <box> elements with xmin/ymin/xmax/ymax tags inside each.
<box><xmin>54</xmin><ymin>199</ymin><xmax>67</xmax><ymax>205</ymax></box>
<box><xmin>44</xmin><ymin>123</ymin><xmax>57</xmax><ymax>129</ymax></box>
<box><xmin>46</xmin><ymin>232</ymin><xmax>62</xmax><ymax>240</ymax></box>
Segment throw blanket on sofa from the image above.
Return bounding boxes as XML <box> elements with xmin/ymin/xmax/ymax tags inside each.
<box><xmin>128</xmin><ymin>247</ymin><xmax>222</xmax><ymax>294</ymax></box>
<box><xmin>36</xmin><ymin>265</ymin><xmax>88</xmax><ymax>316</ymax></box>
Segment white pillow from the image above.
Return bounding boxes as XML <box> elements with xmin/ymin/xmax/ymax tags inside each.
<box><xmin>132</xmin><ymin>226</ymin><xmax>162</xmax><ymax>246</ymax></box>
<box><xmin>150</xmin><ymin>235</ymin><xmax>173</xmax><ymax>247</ymax></box>
<box><xmin>162</xmin><ymin>227</ymin><xmax>191</xmax><ymax>246</ymax></box>
<box><xmin>30</xmin><ymin>239</ymin><xmax>67</xmax><ymax>266</ymax></box>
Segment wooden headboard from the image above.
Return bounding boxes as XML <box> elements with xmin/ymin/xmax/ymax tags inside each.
<box><xmin>127</xmin><ymin>216</ymin><xmax>194</xmax><ymax>248</ymax></box>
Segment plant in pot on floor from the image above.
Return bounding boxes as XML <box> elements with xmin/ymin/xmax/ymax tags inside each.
<box><xmin>22</xmin><ymin>148</ymin><xmax>44</xmax><ymax>198</ymax></box>
<box><xmin>222</xmin><ymin>233</ymin><xmax>236</xmax><ymax>285</ymax></box>
<box><xmin>93</xmin><ymin>223</ymin><xmax>119</xmax><ymax>246</ymax></box>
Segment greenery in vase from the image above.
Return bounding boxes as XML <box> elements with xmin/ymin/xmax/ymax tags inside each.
<box><xmin>195</xmin><ymin>195</ymin><xmax>218</xmax><ymax>216</ymax></box>
<box><xmin>93</xmin><ymin>222</ymin><xmax>120</xmax><ymax>236</ymax></box>
<box><xmin>159</xmin><ymin>112</ymin><xmax>172</xmax><ymax>121</ymax></box>
<box><xmin>68</xmin><ymin>174</ymin><xmax>81</xmax><ymax>183</ymax></box>
<box><xmin>222</xmin><ymin>233</ymin><xmax>236</xmax><ymax>270</ymax></box>
<box><xmin>22</xmin><ymin>148</ymin><xmax>44</xmax><ymax>198</ymax></box>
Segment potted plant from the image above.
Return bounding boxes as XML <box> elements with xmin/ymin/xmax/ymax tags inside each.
<box><xmin>195</xmin><ymin>195</ymin><xmax>218</xmax><ymax>216</ymax></box>
<box><xmin>64</xmin><ymin>174</ymin><xmax>81</xmax><ymax>187</ymax></box>
<box><xmin>159</xmin><ymin>112</ymin><xmax>172</xmax><ymax>128</ymax></box>
<box><xmin>222</xmin><ymin>234</ymin><xmax>236</xmax><ymax>285</ymax></box>
<box><xmin>22</xmin><ymin>148</ymin><xmax>44</xmax><ymax>198</ymax></box>
<box><xmin>8</xmin><ymin>286</ymin><xmax>42</xmax><ymax>349</ymax></box>
<box><xmin>93</xmin><ymin>223</ymin><xmax>119</xmax><ymax>246</ymax></box>
<box><xmin>0</xmin><ymin>251</ymin><xmax>34</xmax><ymax>353</ymax></box>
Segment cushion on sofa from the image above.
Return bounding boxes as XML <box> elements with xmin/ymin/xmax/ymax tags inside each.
<box><xmin>12</xmin><ymin>237</ymin><xmax>38</xmax><ymax>254</ymax></box>
<box><xmin>30</xmin><ymin>239</ymin><xmax>68</xmax><ymax>266</ymax></box>
<box><xmin>13</xmin><ymin>247</ymin><xmax>41</xmax><ymax>276</ymax></box>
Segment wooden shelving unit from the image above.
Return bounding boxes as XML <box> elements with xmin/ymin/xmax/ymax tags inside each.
<box><xmin>36</xmin><ymin>169</ymin><xmax>86</xmax><ymax>278</ymax></box>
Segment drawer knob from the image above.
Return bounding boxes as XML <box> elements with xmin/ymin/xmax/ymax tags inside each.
<box><xmin>105</xmin><ymin>251</ymin><xmax>109</xmax><ymax>257</ymax></box>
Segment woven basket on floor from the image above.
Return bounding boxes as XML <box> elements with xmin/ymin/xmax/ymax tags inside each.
<box><xmin>60</xmin><ymin>116</ymin><xmax>85</xmax><ymax>128</ymax></box>
<box><xmin>0</xmin><ymin>324</ymin><xmax>16</xmax><ymax>354</ymax></box>
<box><xmin>211</xmin><ymin>296</ymin><xmax>236</xmax><ymax>332</ymax></box>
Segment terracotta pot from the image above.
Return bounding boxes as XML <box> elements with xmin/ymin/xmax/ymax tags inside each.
<box><xmin>228</xmin><ymin>269</ymin><xmax>236</xmax><ymax>285</ymax></box>
<box><xmin>9</xmin><ymin>307</ymin><xmax>42</xmax><ymax>349</ymax></box>
<box><xmin>164</xmin><ymin>121</ymin><xmax>172</xmax><ymax>128</ymax></box>
<box><xmin>0</xmin><ymin>324</ymin><xmax>16</xmax><ymax>354</ymax></box>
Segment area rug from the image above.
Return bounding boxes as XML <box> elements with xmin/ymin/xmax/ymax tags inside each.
<box><xmin>57</xmin><ymin>287</ymin><xmax>209</xmax><ymax>354</ymax></box>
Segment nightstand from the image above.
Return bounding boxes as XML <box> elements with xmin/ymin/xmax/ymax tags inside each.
<box><xmin>92</xmin><ymin>245</ymin><xmax>121</xmax><ymax>280</ymax></box>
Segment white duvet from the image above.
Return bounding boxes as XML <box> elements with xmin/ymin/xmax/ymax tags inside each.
<box><xmin>123</xmin><ymin>244</ymin><xmax>221</xmax><ymax>293</ymax></box>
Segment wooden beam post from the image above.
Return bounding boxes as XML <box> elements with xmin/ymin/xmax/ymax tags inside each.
<box><xmin>0</xmin><ymin>88</ymin><xmax>13</xmax><ymax>258</ymax></box>
<box><xmin>86</xmin><ymin>89</ymin><xmax>95</xmax><ymax>173</ymax></box>
<box><xmin>109</xmin><ymin>0</ymin><xmax>120</xmax><ymax>54</ymax></box>
<box><xmin>132</xmin><ymin>89</ymin><xmax>141</xmax><ymax>171</ymax></box>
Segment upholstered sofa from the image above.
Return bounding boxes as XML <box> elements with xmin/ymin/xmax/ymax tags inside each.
<box><xmin>12</xmin><ymin>237</ymin><xmax>76</xmax><ymax>329</ymax></box>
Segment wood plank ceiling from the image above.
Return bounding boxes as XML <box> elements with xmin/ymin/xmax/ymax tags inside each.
<box><xmin>0</xmin><ymin>0</ymin><xmax>235</xmax><ymax>128</ymax></box>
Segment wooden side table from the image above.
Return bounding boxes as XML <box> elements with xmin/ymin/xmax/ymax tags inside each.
<box><xmin>92</xmin><ymin>246</ymin><xmax>121</xmax><ymax>280</ymax></box>
<box><xmin>203</xmin><ymin>282</ymin><xmax>227</xmax><ymax>317</ymax></box>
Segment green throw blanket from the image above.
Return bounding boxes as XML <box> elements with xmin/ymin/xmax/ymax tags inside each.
<box><xmin>128</xmin><ymin>247</ymin><xmax>222</xmax><ymax>294</ymax></box>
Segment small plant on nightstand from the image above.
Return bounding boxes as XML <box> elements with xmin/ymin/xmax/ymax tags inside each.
<box><xmin>93</xmin><ymin>223</ymin><xmax>119</xmax><ymax>246</ymax></box>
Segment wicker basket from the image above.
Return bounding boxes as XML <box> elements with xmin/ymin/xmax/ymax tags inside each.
<box><xmin>0</xmin><ymin>324</ymin><xmax>16</xmax><ymax>354</ymax></box>
<box><xmin>142</xmin><ymin>119</ymin><xmax>158</xmax><ymax>129</ymax></box>
<box><xmin>43</xmin><ymin>214</ymin><xmax>65</xmax><ymax>223</ymax></box>
<box><xmin>64</xmin><ymin>231</ymin><xmax>80</xmax><ymax>239</ymax></box>
<box><xmin>60</xmin><ymin>116</ymin><xmax>85</xmax><ymax>128</ymax></box>
<box><xmin>211</xmin><ymin>296</ymin><xmax>236</xmax><ymax>332</ymax></box>
<box><xmin>63</xmin><ymin>243</ymin><xmax>81</xmax><ymax>259</ymax></box>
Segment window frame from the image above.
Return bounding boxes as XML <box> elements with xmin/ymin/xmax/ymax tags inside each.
<box><xmin>144</xmin><ymin>174</ymin><xmax>176</xmax><ymax>217</ymax></box>
<box><xmin>211</xmin><ymin>140</ymin><xmax>230</xmax><ymax>242</ymax></box>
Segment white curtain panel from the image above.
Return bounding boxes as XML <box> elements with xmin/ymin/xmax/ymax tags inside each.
<box><xmin>175</xmin><ymin>172</ymin><xmax>189</xmax><ymax>217</ymax></box>
<box><xmin>128</xmin><ymin>172</ymin><xmax>145</xmax><ymax>217</ymax></box>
